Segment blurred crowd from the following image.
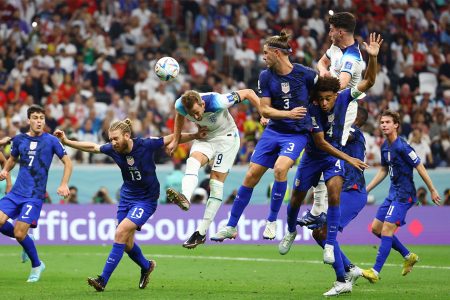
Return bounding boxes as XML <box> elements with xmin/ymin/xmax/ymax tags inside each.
<box><xmin>0</xmin><ymin>0</ymin><xmax>449</xmax><ymax>168</ymax></box>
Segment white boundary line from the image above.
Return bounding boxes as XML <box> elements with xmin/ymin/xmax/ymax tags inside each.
<box><xmin>1</xmin><ymin>252</ymin><xmax>449</xmax><ymax>270</ymax></box>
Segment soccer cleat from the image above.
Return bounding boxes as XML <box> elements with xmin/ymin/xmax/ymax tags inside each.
<box><xmin>402</xmin><ymin>253</ymin><xmax>419</xmax><ymax>276</ymax></box>
<box><xmin>166</xmin><ymin>188</ymin><xmax>190</xmax><ymax>211</ymax></box>
<box><xmin>87</xmin><ymin>275</ymin><xmax>106</xmax><ymax>292</ymax></box>
<box><xmin>362</xmin><ymin>268</ymin><xmax>380</xmax><ymax>283</ymax></box>
<box><xmin>297</xmin><ymin>210</ymin><xmax>327</xmax><ymax>229</ymax></box>
<box><xmin>210</xmin><ymin>226</ymin><xmax>237</xmax><ymax>242</ymax></box>
<box><xmin>262</xmin><ymin>220</ymin><xmax>277</xmax><ymax>240</ymax></box>
<box><xmin>345</xmin><ymin>264</ymin><xmax>363</xmax><ymax>285</ymax></box>
<box><xmin>183</xmin><ymin>231</ymin><xmax>206</xmax><ymax>249</ymax></box>
<box><xmin>323</xmin><ymin>280</ymin><xmax>352</xmax><ymax>296</ymax></box>
<box><xmin>139</xmin><ymin>260</ymin><xmax>156</xmax><ymax>289</ymax></box>
<box><xmin>323</xmin><ymin>244</ymin><xmax>335</xmax><ymax>264</ymax></box>
<box><xmin>21</xmin><ymin>234</ymin><xmax>35</xmax><ymax>263</ymax></box>
<box><xmin>278</xmin><ymin>231</ymin><xmax>297</xmax><ymax>255</ymax></box>
<box><xmin>27</xmin><ymin>261</ymin><xmax>45</xmax><ymax>283</ymax></box>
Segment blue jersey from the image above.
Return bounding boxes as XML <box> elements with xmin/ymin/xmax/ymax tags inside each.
<box><xmin>258</xmin><ymin>63</ymin><xmax>317</xmax><ymax>134</ymax></box>
<box><xmin>308</xmin><ymin>88</ymin><xmax>364</xmax><ymax>155</ymax></box>
<box><xmin>380</xmin><ymin>137</ymin><xmax>421</xmax><ymax>202</ymax></box>
<box><xmin>100</xmin><ymin>137</ymin><xmax>164</xmax><ymax>202</ymax></box>
<box><xmin>10</xmin><ymin>133</ymin><xmax>67</xmax><ymax>200</ymax></box>
<box><xmin>342</xmin><ymin>126</ymin><xmax>366</xmax><ymax>192</ymax></box>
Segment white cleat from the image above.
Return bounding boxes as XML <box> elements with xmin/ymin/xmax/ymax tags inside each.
<box><xmin>210</xmin><ymin>226</ymin><xmax>237</xmax><ymax>242</ymax></box>
<box><xmin>262</xmin><ymin>220</ymin><xmax>277</xmax><ymax>240</ymax></box>
<box><xmin>323</xmin><ymin>280</ymin><xmax>352</xmax><ymax>296</ymax></box>
<box><xmin>323</xmin><ymin>244</ymin><xmax>335</xmax><ymax>264</ymax></box>
<box><xmin>278</xmin><ymin>231</ymin><xmax>297</xmax><ymax>255</ymax></box>
<box><xmin>345</xmin><ymin>265</ymin><xmax>363</xmax><ymax>285</ymax></box>
<box><xmin>27</xmin><ymin>261</ymin><xmax>45</xmax><ymax>283</ymax></box>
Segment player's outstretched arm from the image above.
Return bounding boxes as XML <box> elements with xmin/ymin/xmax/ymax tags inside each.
<box><xmin>235</xmin><ymin>89</ymin><xmax>262</xmax><ymax>115</ymax></box>
<box><xmin>57</xmin><ymin>155</ymin><xmax>72</xmax><ymax>198</ymax></box>
<box><xmin>366</xmin><ymin>166</ymin><xmax>388</xmax><ymax>193</ymax></box>
<box><xmin>312</xmin><ymin>132</ymin><xmax>369</xmax><ymax>171</ymax></box>
<box><xmin>164</xmin><ymin>126</ymin><xmax>208</xmax><ymax>146</ymax></box>
<box><xmin>260</xmin><ymin>97</ymin><xmax>307</xmax><ymax>120</ymax></box>
<box><xmin>356</xmin><ymin>33</ymin><xmax>383</xmax><ymax>93</ymax></box>
<box><xmin>416</xmin><ymin>163</ymin><xmax>441</xmax><ymax>205</ymax></box>
<box><xmin>54</xmin><ymin>129</ymin><xmax>101</xmax><ymax>153</ymax></box>
<box><xmin>166</xmin><ymin>113</ymin><xmax>185</xmax><ymax>155</ymax></box>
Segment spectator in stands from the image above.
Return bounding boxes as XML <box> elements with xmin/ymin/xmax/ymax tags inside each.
<box><xmin>92</xmin><ymin>187</ymin><xmax>114</xmax><ymax>204</ymax></box>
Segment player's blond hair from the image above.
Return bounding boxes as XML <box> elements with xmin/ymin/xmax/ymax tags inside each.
<box><xmin>264</xmin><ymin>29</ymin><xmax>292</xmax><ymax>54</ymax></box>
<box><xmin>181</xmin><ymin>90</ymin><xmax>202</xmax><ymax>110</ymax></box>
<box><xmin>109</xmin><ymin>118</ymin><xmax>133</xmax><ymax>135</ymax></box>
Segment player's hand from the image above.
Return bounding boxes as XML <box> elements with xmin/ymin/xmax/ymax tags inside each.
<box><xmin>319</xmin><ymin>70</ymin><xmax>331</xmax><ymax>77</ymax></box>
<box><xmin>195</xmin><ymin>125</ymin><xmax>208</xmax><ymax>139</ymax></box>
<box><xmin>57</xmin><ymin>184</ymin><xmax>70</xmax><ymax>198</ymax></box>
<box><xmin>0</xmin><ymin>169</ymin><xmax>9</xmax><ymax>181</ymax></box>
<box><xmin>363</xmin><ymin>32</ymin><xmax>383</xmax><ymax>57</ymax></box>
<box><xmin>287</xmin><ymin>107</ymin><xmax>307</xmax><ymax>120</ymax></box>
<box><xmin>166</xmin><ymin>139</ymin><xmax>179</xmax><ymax>156</ymax></box>
<box><xmin>430</xmin><ymin>189</ymin><xmax>441</xmax><ymax>205</ymax></box>
<box><xmin>260</xmin><ymin>117</ymin><xmax>269</xmax><ymax>126</ymax></box>
<box><xmin>0</xmin><ymin>136</ymin><xmax>11</xmax><ymax>146</ymax></box>
<box><xmin>348</xmin><ymin>157</ymin><xmax>369</xmax><ymax>172</ymax></box>
<box><xmin>53</xmin><ymin>129</ymin><xmax>67</xmax><ymax>144</ymax></box>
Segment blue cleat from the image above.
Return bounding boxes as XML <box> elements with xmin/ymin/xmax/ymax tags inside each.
<box><xmin>296</xmin><ymin>210</ymin><xmax>327</xmax><ymax>229</ymax></box>
<box><xmin>27</xmin><ymin>261</ymin><xmax>45</xmax><ymax>282</ymax></box>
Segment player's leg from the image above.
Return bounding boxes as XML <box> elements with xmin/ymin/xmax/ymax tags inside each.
<box><xmin>167</xmin><ymin>141</ymin><xmax>211</xmax><ymax>211</ymax></box>
<box><xmin>0</xmin><ymin>210</ymin><xmax>15</xmax><ymax>237</ymax></box>
<box><xmin>323</xmin><ymin>174</ymin><xmax>343</xmax><ymax>264</ymax></box>
<box><xmin>0</xmin><ymin>197</ymin><xmax>19</xmax><ymax>238</ymax></box>
<box><xmin>297</xmin><ymin>175</ymin><xmax>328</xmax><ymax>228</ymax></box>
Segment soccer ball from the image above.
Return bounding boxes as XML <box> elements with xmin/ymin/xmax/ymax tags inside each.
<box><xmin>154</xmin><ymin>57</ymin><xmax>180</xmax><ymax>81</ymax></box>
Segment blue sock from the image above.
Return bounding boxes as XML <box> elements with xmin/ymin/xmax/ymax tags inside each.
<box><xmin>314</xmin><ymin>237</ymin><xmax>326</xmax><ymax>248</ymax></box>
<box><xmin>0</xmin><ymin>221</ymin><xmax>15</xmax><ymax>238</ymax></box>
<box><xmin>286</xmin><ymin>202</ymin><xmax>300</xmax><ymax>233</ymax></box>
<box><xmin>19</xmin><ymin>235</ymin><xmax>40</xmax><ymax>268</ymax></box>
<box><xmin>325</xmin><ymin>206</ymin><xmax>340</xmax><ymax>246</ymax></box>
<box><xmin>227</xmin><ymin>186</ymin><xmax>253</xmax><ymax>227</ymax></box>
<box><xmin>374</xmin><ymin>233</ymin><xmax>409</xmax><ymax>257</ymax></box>
<box><xmin>373</xmin><ymin>236</ymin><xmax>393</xmax><ymax>273</ymax></box>
<box><xmin>340</xmin><ymin>250</ymin><xmax>352</xmax><ymax>270</ymax></box>
<box><xmin>332</xmin><ymin>241</ymin><xmax>346</xmax><ymax>282</ymax></box>
<box><xmin>267</xmin><ymin>181</ymin><xmax>287</xmax><ymax>222</ymax></box>
<box><xmin>127</xmin><ymin>243</ymin><xmax>150</xmax><ymax>270</ymax></box>
<box><xmin>101</xmin><ymin>243</ymin><xmax>126</xmax><ymax>284</ymax></box>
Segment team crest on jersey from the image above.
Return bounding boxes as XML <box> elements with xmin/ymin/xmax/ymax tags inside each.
<box><xmin>126</xmin><ymin>156</ymin><xmax>135</xmax><ymax>166</ymax></box>
<box><xmin>328</xmin><ymin>114</ymin><xmax>335</xmax><ymax>123</ymax></box>
<box><xmin>295</xmin><ymin>179</ymin><xmax>300</xmax><ymax>187</ymax></box>
<box><xmin>30</xmin><ymin>141</ymin><xmax>38</xmax><ymax>150</ymax></box>
<box><xmin>281</xmin><ymin>82</ymin><xmax>290</xmax><ymax>93</ymax></box>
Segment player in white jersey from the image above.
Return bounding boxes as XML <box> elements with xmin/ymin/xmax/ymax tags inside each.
<box><xmin>166</xmin><ymin>89</ymin><xmax>261</xmax><ymax>248</ymax></box>
<box><xmin>299</xmin><ymin>12</ymin><xmax>365</xmax><ymax>229</ymax></box>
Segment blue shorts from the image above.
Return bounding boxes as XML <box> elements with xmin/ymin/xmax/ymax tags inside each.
<box><xmin>117</xmin><ymin>200</ymin><xmax>157</xmax><ymax>230</ymax></box>
<box><xmin>339</xmin><ymin>189</ymin><xmax>367</xmax><ymax>231</ymax></box>
<box><xmin>293</xmin><ymin>152</ymin><xmax>344</xmax><ymax>191</ymax></box>
<box><xmin>250</xmin><ymin>128</ymin><xmax>308</xmax><ymax>168</ymax></box>
<box><xmin>0</xmin><ymin>193</ymin><xmax>43</xmax><ymax>228</ymax></box>
<box><xmin>375</xmin><ymin>196</ymin><xmax>415</xmax><ymax>227</ymax></box>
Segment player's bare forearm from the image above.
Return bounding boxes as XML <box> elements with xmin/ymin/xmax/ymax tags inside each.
<box><xmin>60</xmin><ymin>155</ymin><xmax>73</xmax><ymax>186</ymax></box>
<box><xmin>236</xmin><ymin>89</ymin><xmax>262</xmax><ymax>115</ymax></box>
<box><xmin>3</xmin><ymin>156</ymin><xmax>17</xmax><ymax>173</ymax></box>
<box><xmin>416</xmin><ymin>163</ymin><xmax>438</xmax><ymax>196</ymax></box>
<box><xmin>172</xmin><ymin>113</ymin><xmax>184</xmax><ymax>141</ymax></box>
<box><xmin>64</xmin><ymin>139</ymin><xmax>101</xmax><ymax>153</ymax></box>
<box><xmin>366</xmin><ymin>167</ymin><xmax>388</xmax><ymax>192</ymax></box>
<box><xmin>317</xmin><ymin>54</ymin><xmax>330</xmax><ymax>75</ymax></box>
<box><xmin>339</xmin><ymin>72</ymin><xmax>351</xmax><ymax>90</ymax></box>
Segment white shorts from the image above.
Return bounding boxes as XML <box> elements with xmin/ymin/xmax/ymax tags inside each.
<box><xmin>190</xmin><ymin>131</ymin><xmax>240</xmax><ymax>173</ymax></box>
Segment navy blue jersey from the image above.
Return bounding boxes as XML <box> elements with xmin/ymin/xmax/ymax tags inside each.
<box><xmin>258</xmin><ymin>63</ymin><xmax>317</xmax><ymax>134</ymax></box>
<box><xmin>308</xmin><ymin>88</ymin><xmax>364</xmax><ymax>155</ymax></box>
<box><xmin>342</xmin><ymin>126</ymin><xmax>366</xmax><ymax>192</ymax></box>
<box><xmin>100</xmin><ymin>137</ymin><xmax>164</xmax><ymax>202</ymax></box>
<box><xmin>10</xmin><ymin>133</ymin><xmax>67</xmax><ymax>200</ymax></box>
<box><xmin>380</xmin><ymin>137</ymin><xmax>421</xmax><ymax>202</ymax></box>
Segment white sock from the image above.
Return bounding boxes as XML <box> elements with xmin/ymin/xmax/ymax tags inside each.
<box><xmin>181</xmin><ymin>157</ymin><xmax>201</xmax><ymax>202</ymax></box>
<box><xmin>197</xmin><ymin>179</ymin><xmax>224</xmax><ymax>235</ymax></box>
<box><xmin>310</xmin><ymin>180</ymin><xmax>328</xmax><ymax>216</ymax></box>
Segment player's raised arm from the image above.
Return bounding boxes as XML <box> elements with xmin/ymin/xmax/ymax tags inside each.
<box><xmin>311</xmin><ymin>131</ymin><xmax>369</xmax><ymax>171</ymax></box>
<box><xmin>356</xmin><ymin>33</ymin><xmax>383</xmax><ymax>93</ymax></box>
<box><xmin>54</xmin><ymin>129</ymin><xmax>102</xmax><ymax>153</ymax></box>
<box><xmin>415</xmin><ymin>163</ymin><xmax>441</xmax><ymax>205</ymax></box>
<box><xmin>166</xmin><ymin>111</ymin><xmax>185</xmax><ymax>155</ymax></box>
<box><xmin>366</xmin><ymin>166</ymin><xmax>388</xmax><ymax>193</ymax></box>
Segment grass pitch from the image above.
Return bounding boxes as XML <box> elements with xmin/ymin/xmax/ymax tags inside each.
<box><xmin>0</xmin><ymin>244</ymin><xmax>449</xmax><ymax>299</ymax></box>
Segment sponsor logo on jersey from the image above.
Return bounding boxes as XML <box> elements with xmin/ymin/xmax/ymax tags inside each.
<box><xmin>408</xmin><ymin>150</ymin><xmax>419</xmax><ymax>162</ymax></box>
<box><xmin>281</xmin><ymin>82</ymin><xmax>290</xmax><ymax>93</ymax></box>
<box><xmin>30</xmin><ymin>141</ymin><xmax>38</xmax><ymax>150</ymax></box>
<box><xmin>126</xmin><ymin>156</ymin><xmax>135</xmax><ymax>166</ymax></box>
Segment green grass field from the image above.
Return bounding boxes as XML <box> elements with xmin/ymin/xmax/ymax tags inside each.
<box><xmin>1</xmin><ymin>244</ymin><xmax>449</xmax><ymax>299</ymax></box>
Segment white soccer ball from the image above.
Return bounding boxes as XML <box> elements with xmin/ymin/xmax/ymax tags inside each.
<box><xmin>154</xmin><ymin>57</ymin><xmax>180</xmax><ymax>81</ymax></box>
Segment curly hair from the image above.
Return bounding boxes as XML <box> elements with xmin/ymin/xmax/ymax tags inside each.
<box><xmin>329</xmin><ymin>12</ymin><xmax>356</xmax><ymax>34</ymax></box>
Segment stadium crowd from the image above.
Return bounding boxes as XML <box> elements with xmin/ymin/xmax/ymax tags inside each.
<box><xmin>0</xmin><ymin>0</ymin><xmax>449</xmax><ymax>168</ymax></box>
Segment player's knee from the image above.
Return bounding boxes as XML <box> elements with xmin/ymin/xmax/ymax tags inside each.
<box><xmin>371</xmin><ymin>226</ymin><xmax>381</xmax><ymax>236</ymax></box>
<box><xmin>114</xmin><ymin>227</ymin><xmax>130</xmax><ymax>243</ymax></box>
<box><xmin>14</xmin><ymin>228</ymin><xmax>26</xmax><ymax>241</ymax></box>
<box><xmin>209</xmin><ymin>179</ymin><xmax>224</xmax><ymax>200</ymax></box>
<box><xmin>243</xmin><ymin>170</ymin><xmax>260</xmax><ymax>187</ymax></box>
<box><xmin>273</xmin><ymin>166</ymin><xmax>288</xmax><ymax>181</ymax></box>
